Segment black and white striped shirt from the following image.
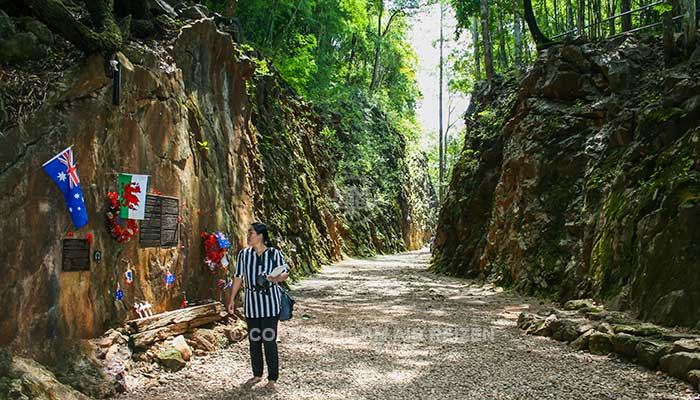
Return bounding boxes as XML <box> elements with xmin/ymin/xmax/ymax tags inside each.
<box><xmin>234</xmin><ymin>247</ymin><xmax>289</xmax><ymax>318</ymax></box>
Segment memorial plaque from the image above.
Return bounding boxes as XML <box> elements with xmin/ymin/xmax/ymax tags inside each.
<box><xmin>140</xmin><ymin>195</ymin><xmax>179</xmax><ymax>248</ymax></box>
<box><xmin>62</xmin><ymin>239</ymin><xmax>90</xmax><ymax>271</ymax></box>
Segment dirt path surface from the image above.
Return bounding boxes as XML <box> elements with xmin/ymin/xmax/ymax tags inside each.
<box><xmin>117</xmin><ymin>249</ymin><xmax>694</xmax><ymax>399</ymax></box>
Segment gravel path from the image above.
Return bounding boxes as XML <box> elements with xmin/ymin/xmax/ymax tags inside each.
<box><xmin>117</xmin><ymin>249</ymin><xmax>695</xmax><ymax>400</ymax></box>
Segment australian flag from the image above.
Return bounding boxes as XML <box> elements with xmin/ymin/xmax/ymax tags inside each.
<box><xmin>42</xmin><ymin>147</ymin><xmax>88</xmax><ymax>229</ymax></box>
<box><xmin>214</xmin><ymin>232</ymin><xmax>231</xmax><ymax>249</ymax></box>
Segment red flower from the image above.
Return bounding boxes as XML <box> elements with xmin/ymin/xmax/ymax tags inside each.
<box><xmin>202</xmin><ymin>232</ymin><xmax>228</xmax><ymax>271</ymax></box>
<box><xmin>106</xmin><ymin>193</ymin><xmax>138</xmax><ymax>244</ymax></box>
<box><xmin>86</xmin><ymin>233</ymin><xmax>94</xmax><ymax>244</ymax></box>
<box><xmin>67</xmin><ymin>231</ymin><xmax>73</xmax><ymax>237</ymax></box>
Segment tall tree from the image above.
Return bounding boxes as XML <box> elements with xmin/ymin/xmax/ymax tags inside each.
<box><xmin>663</xmin><ymin>0</ymin><xmax>675</xmax><ymax>61</ymax></box>
<box><xmin>686</xmin><ymin>0</ymin><xmax>697</xmax><ymax>50</ymax></box>
<box><xmin>577</xmin><ymin>0</ymin><xmax>586</xmax><ymax>37</ymax></box>
<box><xmin>523</xmin><ymin>0</ymin><xmax>552</xmax><ymax>45</ymax></box>
<box><xmin>607</xmin><ymin>0</ymin><xmax>617</xmax><ymax>36</ymax></box>
<box><xmin>473</xmin><ymin>14</ymin><xmax>481</xmax><ymax>80</ymax></box>
<box><xmin>480</xmin><ymin>0</ymin><xmax>494</xmax><ymax>80</ymax></box>
<box><xmin>621</xmin><ymin>0</ymin><xmax>632</xmax><ymax>31</ymax></box>
<box><xmin>513</xmin><ymin>0</ymin><xmax>522</xmax><ymax>70</ymax></box>
<box><xmin>369</xmin><ymin>0</ymin><xmax>421</xmax><ymax>91</ymax></box>
<box><xmin>566</xmin><ymin>0</ymin><xmax>574</xmax><ymax>31</ymax></box>
<box><xmin>439</xmin><ymin>1</ymin><xmax>445</xmax><ymax>204</ymax></box>
<box><xmin>496</xmin><ymin>8</ymin><xmax>508</xmax><ymax>69</ymax></box>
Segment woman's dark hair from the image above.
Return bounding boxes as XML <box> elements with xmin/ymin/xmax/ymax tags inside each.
<box><xmin>251</xmin><ymin>221</ymin><xmax>272</xmax><ymax>247</ymax></box>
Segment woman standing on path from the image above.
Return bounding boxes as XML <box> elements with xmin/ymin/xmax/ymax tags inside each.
<box><xmin>227</xmin><ymin>222</ymin><xmax>290</xmax><ymax>390</ymax></box>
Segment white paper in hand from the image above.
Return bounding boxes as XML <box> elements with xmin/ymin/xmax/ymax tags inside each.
<box><xmin>269</xmin><ymin>265</ymin><xmax>287</xmax><ymax>277</ymax></box>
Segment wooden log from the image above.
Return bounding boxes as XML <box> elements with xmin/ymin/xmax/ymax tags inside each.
<box><xmin>127</xmin><ymin>302</ymin><xmax>226</xmax><ymax>348</ymax></box>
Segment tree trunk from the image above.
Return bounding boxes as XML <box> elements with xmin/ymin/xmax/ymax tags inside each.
<box><xmin>566</xmin><ymin>0</ymin><xmax>574</xmax><ymax>31</ymax></box>
<box><xmin>439</xmin><ymin>1</ymin><xmax>444</xmax><ymax>206</ymax></box>
<box><xmin>346</xmin><ymin>33</ymin><xmax>357</xmax><ymax>84</ymax></box>
<box><xmin>687</xmin><ymin>0</ymin><xmax>697</xmax><ymax>51</ymax></box>
<box><xmin>473</xmin><ymin>14</ymin><xmax>481</xmax><ymax>80</ymax></box>
<box><xmin>497</xmin><ymin>10</ymin><xmax>508</xmax><ymax>69</ymax></box>
<box><xmin>608</xmin><ymin>0</ymin><xmax>616</xmax><ymax>36</ymax></box>
<box><xmin>513</xmin><ymin>0</ymin><xmax>523</xmax><ymax>71</ymax></box>
<box><xmin>663</xmin><ymin>0</ymin><xmax>675</xmax><ymax>62</ymax></box>
<box><xmin>577</xmin><ymin>0</ymin><xmax>586</xmax><ymax>37</ymax></box>
<box><xmin>267</xmin><ymin>0</ymin><xmax>278</xmax><ymax>48</ymax></box>
<box><xmin>523</xmin><ymin>0</ymin><xmax>552</xmax><ymax>46</ymax></box>
<box><xmin>21</xmin><ymin>0</ymin><xmax>123</xmax><ymax>54</ymax></box>
<box><xmin>481</xmin><ymin>0</ymin><xmax>494</xmax><ymax>80</ymax></box>
<box><xmin>621</xmin><ymin>0</ymin><xmax>631</xmax><ymax>31</ymax></box>
<box><xmin>595</xmin><ymin>0</ymin><xmax>603</xmax><ymax>38</ymax></box>
<box><xmin>522</xmin><ymin>18</ymin><xmax>533</xmax><ymax>62</ymax></box>
<box><xmin>369</xmin><ymin>39</ymin><xmax>381</xmax><ymax>90</ymax></box>
<box><xmin>370</xmin><ymin>6</ymin><xmax>384</xmax><ymax>91</ymax></box>
<box><xmin>127</xmin><ymin>302</ymin><xmax>226</xmax><ymax>349</ymax></box>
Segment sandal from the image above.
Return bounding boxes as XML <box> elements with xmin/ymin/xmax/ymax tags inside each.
<box><xmin>241</xmin><ymin>376</ymin><xmax>262</xmax><ymax>388</ymax></box>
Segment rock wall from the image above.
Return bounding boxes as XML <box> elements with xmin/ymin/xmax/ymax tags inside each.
<box><xmin>0</xmin><ymin>19</ymin><xmax>434</xmax><ymax>365</ymax></box>
<box><xmin>433</xmin><ymin>36</ymin><xmax>700</xmax><ymax>329</ymax></box>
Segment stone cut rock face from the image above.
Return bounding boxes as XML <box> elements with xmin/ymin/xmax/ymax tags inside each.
<box><xmin>434</xmin><ymin>36</ymin><xmax>700</xmax><ymax>330</ymax></box>
<box><xmin>0</xmin><ymin>19</ymin><xmax>434</xmax><ymax>365</ymax></box>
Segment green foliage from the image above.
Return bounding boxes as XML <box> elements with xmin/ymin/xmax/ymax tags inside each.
<box><xmin>653</xmin><ymin>4</ymin><xmax>673</xmax><ymax>14</ymax></box>
<box><xmin>235</xmin><ymin>0</ymin><xmax>420</xmax><ymax>119</ymax></box>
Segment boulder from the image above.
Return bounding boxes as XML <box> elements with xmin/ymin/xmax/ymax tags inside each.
<box><xmin>541</xmin><ymin>70</ymin><xmax>585</xmax><ymax>99</ymax></box>
<box><xmin>179</xmin><ymin>4</ymin><xmax>209</xmax><ymax>19</ymax></box>
<box><xmin>551</xmin><ymin>318</ymin><xmax>583</xmax><ymax>342</ymax></box>
<box><xmin>595</xmin><ymin>322</ymin><xmax>614</xmax><ymax>335</ymax></box>
<box><xmin>186</xmin><ymin>329</ymin><xmax>220</xmax><ymax>351</ymax></box>
<box><xmin>563</xmin><ymin>299</ymin><xmax>596</xmax><ymax>311</ymax></box>
<box><xmin>588</xmin><ymin>332</ymin><xmax>614</xmax><ymax>355</ymax></box>
<box><xmin>687</xmin><ymin>369</ymin><xmax>700</xmax><ymax>388</ymax></box>
<box><xmin>8</xmin><ymin>357</ymin><xmax>91</xmax><ymax>400</ymax></box>
<box><xmin>671</xmin><ymin>338</ymin><xmax>700</xmax><ymax>353</ymax></box>
<box><xmin>559</xmin><ymin>45</ymin><xmax>591</xmax><ymax>71</ymax></box>
<box><xmin>636</xmin><ymin>339</ymin><xmax>671</xmax><ymax>369</ymax></box>
<box><xmin>156</xmin><ymin>348</ymin><xmax>186</xmax><ymax>372</ymax></box>
<box><xmin>613</xmin><ymin>324</ymin><xmax>664</xmax><ymax>337</ymax></box>
<box><xmin>607</xmin><ymin>59</ymin><xmax>633</xmax><ymax>93</ymax></box>
<box><xmin>172</xmin><ymin>335</ymin><xmax>192</xmax><ymax>361</ymax></box>
<box><xmin>610</xmin><ymin>333</ymin><xmax>641</xmax><ymax>359</ymax></box>
<box><xmin>572</xmin><ymin>329</ymin><xmax>595</xmax><ymax>351</ymax></box>
<box><xmin>222</xmin><ymin>326</ymin><xmax>247</xmax><ymax>343</ymax></box>
<box><xmin>659</xmin><ymin>352</ymin><xmax>700</xmax><ymax>380</ymax></box>
<box><xmin>517</xmin><ymin>312</ymin><xmax>538</xmax><ymax>330</ymax></box>
<box><xmin>527</xmin><ymin>314</ymin><xmax>557</xmax><ymax>337</ymax></box>
<box><xmin>55</xmin><ymin>354</ymin><xmax>124</xmax><ymax>398</ymax></box>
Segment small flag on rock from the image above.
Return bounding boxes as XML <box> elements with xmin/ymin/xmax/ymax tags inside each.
<box><xmin>117</xmin><ymin>173</ymin><xmax>148</xmax><ymax>220</ymax></box>
<box><xmin>214</xmin><ymin>232</ymin><xmax>231</xmax><ymax>249</ymax></box>
<box><xmin>42</xmin><ymin>146</ymin><xmax>88</xmax><ymax>229</ymax></box>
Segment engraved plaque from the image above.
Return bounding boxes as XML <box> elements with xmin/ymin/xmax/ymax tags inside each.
<box><xmin>62</xmin><ymin>239</ymin><xmax>90</xmax><ymax>271</ymax></box>
<box><xmin>140</xmin><ymin>195</ymin><xmax>179</xmax><ymax>248</ymax></box>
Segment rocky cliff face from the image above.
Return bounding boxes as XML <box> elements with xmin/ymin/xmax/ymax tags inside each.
<box><xmin>0</xmin><ymin>19</ymin><xmax>434</xmax><ymax>366</ymax></box>
<box><xmin>434</xmin><ymin>36</ymin><xmax>700</xmax><ymax>329</ymax></box>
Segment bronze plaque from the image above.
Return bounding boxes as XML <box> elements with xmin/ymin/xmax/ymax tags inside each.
<box><xmin>62</xmin><ymin>239</ymin><xmax>90</xmax><ymax>271</ymax></box>
<box><xmin>140</xmin><ymin>195</ymin><xmax>179</xmax><ymax>248</ymax></box>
